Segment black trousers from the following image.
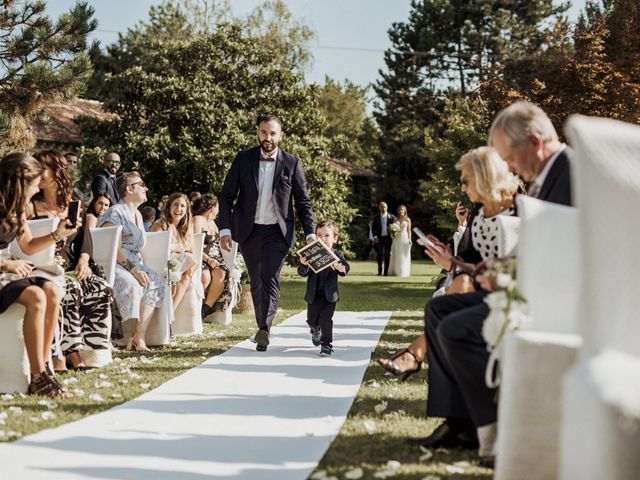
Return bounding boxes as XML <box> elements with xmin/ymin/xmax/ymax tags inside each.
<box><xmin>424</xmin><ymin>290</ymin><xmax>497</xmax><ymax>427</ymax></box>
<box><xmin>239</xmin><ymin>224</ymin><xmax>289</xmax><ymax>332</ymax></box>
<box><xmin>307</xmin><ymin>295</ymin><xmax>336</xmax><ymax>348</ymax></box>
<box><xmin>375</xmin><ymin>235</ymin><xmax>392</xmax><ymax>274</ymax></box>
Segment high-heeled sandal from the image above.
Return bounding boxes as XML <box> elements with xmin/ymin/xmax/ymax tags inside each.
<box><xmin>378</xmin><ymin>348</ymin><xmax>423</xmax><ymax>382</ymax></box>
<box><xmin>29</xmin><ymin>371</ymin><xmax>74</xmax><ymax>398</ymax></box>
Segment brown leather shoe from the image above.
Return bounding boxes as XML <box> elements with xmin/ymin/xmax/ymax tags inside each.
<box><xmin>407</xmin><ymin>423</ymin><xmax>479</xmax><ymax>449</ymax></box>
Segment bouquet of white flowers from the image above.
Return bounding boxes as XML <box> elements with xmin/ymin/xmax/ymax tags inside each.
<box><xmin>165</xmin><ymin>258</ymin><xmax>181</xmax><ymax>288</ymax></box>
<box><xmin>481</xmin><ymin>257</ymin><xmax>530</xmax><ymax>388</ymax></box>
<box><xmin>388</xmin><ymin>222</ymin><xmax>401</xmax><ymax>238</ymax></box>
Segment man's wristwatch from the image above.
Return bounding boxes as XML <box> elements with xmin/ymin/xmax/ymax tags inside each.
<box><xmin>121</xmin><ymin>259</ymin><xmax>135</xmax><ymax>271</ymax></box>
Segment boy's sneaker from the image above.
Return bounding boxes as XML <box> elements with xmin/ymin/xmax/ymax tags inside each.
<box><xmin>319</xmin><ymin>345</ymin><xmax>334</xmax><ymax>356</ymax></box>
<box><xmin>310</xmin><ymin>329</ymin><xmax>321</xmax><ymax>346</ymax></box>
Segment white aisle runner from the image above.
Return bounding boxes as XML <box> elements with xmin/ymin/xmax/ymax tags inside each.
<box><xmin>0</xmin><ymin>310</ymin><xmax>391</xmax><ymax>480</ymax></box>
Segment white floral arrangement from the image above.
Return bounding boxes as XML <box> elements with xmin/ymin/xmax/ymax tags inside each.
<box><xmin>388</xmin><ymin>222</ymin><xmax>401</xmax><ymax>238</ymax></box>
<box><xmin>165</xmin><ymin>258</ymin><xmax>181</xmax><ymax>288</ymax></box>
<box><xmin>482</xmin><ymin>257</ymin><xmax>530</xmax><ymax>388</ymax></box>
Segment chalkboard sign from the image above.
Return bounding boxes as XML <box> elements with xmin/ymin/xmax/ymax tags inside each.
<box><xmin>296</xmin><ymin>239</ymin><xmax>340</xmax><ymax>273</ymax></box>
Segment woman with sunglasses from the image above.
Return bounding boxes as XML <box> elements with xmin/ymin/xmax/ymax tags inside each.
<box><xmin>99</xmin><ymin>172</ymin><xmax>165</xmax><ymax>351</ymax></box>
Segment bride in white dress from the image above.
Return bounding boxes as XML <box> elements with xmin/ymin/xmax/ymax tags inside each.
<box><xmin>389</xmin><ymin>205</ymin><xmax>412</xmax><ymax>277</ymax></box>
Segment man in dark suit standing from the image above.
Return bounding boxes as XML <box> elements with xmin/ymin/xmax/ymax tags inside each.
<box><xmin>219</xmin><ymin>114</ymin><xmax>316</xmax><ymax>352</ymax></box>
<box><xmin>413</xmin><ymin>102</ymin><xmax>573</xmax><ymax>466</ymax></box>
<box><xmin>371</xmin><ymin>201</ymin><xmax>396</xmax><ymax>275</ymax></box>
<box><xmin>91</xmin><ymin>152</ymin><xmax>121</xmax><ymax>203</ymax></box>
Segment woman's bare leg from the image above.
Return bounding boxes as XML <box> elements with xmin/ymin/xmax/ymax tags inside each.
<box><xmin>203</xmin><ymin>267</ymin><xmax>226</xmax><ymax>308</ymax></box>
<box><xmin>172</xmin><ymin>271</ymin><xmax>192</xmax><ymax>312</ymax></box>
<box><xmin>15</xmin><ymin>286</ymin><xmax>47</xmax><ymax>376</ymax></box>
<box><xmin>41</xmin><ymin>282</ymin><xmax>61</xmax><ymax>366</ymax></box>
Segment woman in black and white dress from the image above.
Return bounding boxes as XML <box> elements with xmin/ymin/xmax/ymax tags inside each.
<box><xmin>379</xmin><ymin>146</ymin><xmax>519</xmax><ymax>378</ymax></box>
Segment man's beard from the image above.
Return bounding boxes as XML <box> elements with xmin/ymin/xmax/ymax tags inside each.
<box><xmin>108</xmin><ymin>166</ymin><xmax>118</xmax><ymax>174</ymax></box>
<box><xmin>261</xmin><ymin>140</ymin><xmax>277</xmax><ymax>154</ymax></box>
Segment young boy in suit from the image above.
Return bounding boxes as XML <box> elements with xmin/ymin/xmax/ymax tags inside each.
<box><xmin>298</xmin><ymin>220</ymin><xmax>350</xmax><ymax>356</ymax></box>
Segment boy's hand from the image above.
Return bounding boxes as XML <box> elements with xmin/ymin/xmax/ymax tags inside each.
<box><xmin>299</xmin><ymin>255</ymin><xmax>308</xmax><ymax>266</ymax></box>
<box><xmin>332</xmin><ymin>262</ymin><xmax>346</xmax><ymax>273</ymax></box>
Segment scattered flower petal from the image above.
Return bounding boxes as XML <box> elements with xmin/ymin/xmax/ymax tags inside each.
<box><xmin>119</xmin><ymin>379</ymin><xmax>129</xmax><ymax>384</ymax></box>
<box><xmin>445</xmin><ymin>465</ymin><xmax>465</xmax><ymax>474</ymax></box>
<box><xmin>363</xmin><ymin>420</ymin><xmax>376</xmax><ymax>434</ymax></box>
<box><xmin>99</xmin><ymin>373</ymin><xmax>109</xmax><ymax>379</ymax></box>
<box><xmin>88</xmin><ymin>393</ymin><xmax>103</xmax><ymax>401</ymax></box>
<box><xmin>9</xmin><ymin>406</ymin><xmax>22</xmax><ymax>414</ymax></box>
<box><xmin>374</xmin><ymin>400</ymin><xmax>388</xmax><ymax>414</ymax></box>
<box><xmin>310</xmin><ymin>470</ymin><xmax>327</xmax><ymax>479</ymax></box>
<box><xmin>41</xmin><ymin>411</ymin><xmax>55</xmax><ymax>420</ymax></box>
<box><xmin>435</xmin><ymin>447</ymin><xmax>449</xmax><ymax>454</ymax></box>
<box><xmin>139</xmin><ymin>383</ymin><xmax>151</xmax><ymax>389</ymax></box>
<box><xmin>29</xmin><ymin>416</ymin><xmax>40</xmax><ymax>423</ymax></box>
<box><xmin>386</xmin><ymin>460</ymin><xmax>401</xmax><ymax>470</ymax></box>
<box><xmin>419</xmin><ymin>449</ymin><xmax>433</xmax><ymax>462</ymax></box>
<box><xmin>111</xmin><ymin>393</ymin><xmax>122</xmax><ymax>398</ymax></box>
<box><xmin>344</xmin><ymin>467</ymin><xmax>364</xmax><ymax>479</ymax></box>
<box><xmin>1</xmin><ymin>394</ymin><xmax>14</xmax><ymax>401</ymax></box>
<box><xmin>73</xmin><ymin>389</ymin><xmax>85</xmax><ymax>396</ymax></box>
<box><xmin>421</xmin><ymin>476</ymin><xmax>441</xmax><ymax>480</ymax></box>
<box><xmin>63</xmin><ymin>377</ymin><xmax>78</xmax><ymax>385</ymax></box>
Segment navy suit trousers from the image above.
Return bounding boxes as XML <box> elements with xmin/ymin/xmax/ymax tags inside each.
<box><xmin>240</xmin><ymin>224</ymin><xmax>289</xmax><ymax>331</ymax></box>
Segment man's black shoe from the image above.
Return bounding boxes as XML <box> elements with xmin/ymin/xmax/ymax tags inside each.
<box><xmin>255</xmin><ymin>329</ymin><xmax>269</xmax><ymax>352</ymax></box>
<box><xmin>478</xmin><ymin>455</ymin><xmax>495</xmax><ymax>469</ymax></box>
<box><xmin>407</xmin><ymin>423</ymin><xmax>479</xmax><ymax>449</ymax></box>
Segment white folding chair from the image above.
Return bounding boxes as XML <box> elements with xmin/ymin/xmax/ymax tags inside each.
<box><xmin>557</xmin><ymin>115</ymin><xmax>640</xmax><ymax>480</ymax></box>
<box><xmin>172</xmin><ymin>232</ymin><xmax>205</xmax><ymax>336</ymax></box>
<box><xmin>495</xmin><ymin>197</ymin><xmax>581</xmax><ymax>480</ymax></box>
<box><xmin>141</xmin><ymin>230</ymin><xmax>173</xmax><ymax>346</ymax></box>
<box><xmin>207</xmin><ymin>240</ymin><xmax>238</xmax><ymax>326</ymax></box>
<box><xmin>90</xmin><ymin>226</ymin><xmax>122</xmax><ymax>287</ymax></box>
<box><xmin>0</xmin><ymin>218</ymin><xmax>59</xmax><ymax>393</ymax></box>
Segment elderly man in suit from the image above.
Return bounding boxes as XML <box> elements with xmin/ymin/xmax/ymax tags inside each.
<box><xmin>219</xmin><ymin>114</ymin><xmax>316</xmax><ymax>352</ymax></box>
<box><xmin>91</xmin><ymin>152</ymin><xmax>121</xmax><ymax>204</ymax></box>
<box><xmin>412</xmin><ymin>102</ymin><xmax>573</xmax><ymax>467</ymax></box>
<box><xmin>371</xmin><ymin>201</ymin><xmax>396</xmax><ymax>275</ymax></box>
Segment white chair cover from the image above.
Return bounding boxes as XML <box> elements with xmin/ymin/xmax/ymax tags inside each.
<box><xmin>90</xmin><ymin>226</ymin><xmax>122</xmax><ymax>287</ymax></box>
<box><xmin>9</xmin><ymin>217</ymin><xmax>58</xmax><ymax>267</ymax></box>
<box><xmin>0</xmin><ymin>304</ymin><xmax>29</xmax><ymax>393</ymax></box>
<box><xmin>496</xmin><ymin>215</ymin><xmax>520</xmax><ymax>258</ymax></box>
<box><xmin>141</xmin><ymin>230</ymin><xmax>173</xmax><ymax>346</ymax></box>
<box><xmin>172</xmin><ymin>233</ymin><xmax>205</xmax><ymax>336</ymax></box>
<box><xmin>516</xmin><ymin>196</ymin><xmax>579</xmax><ymax>333</ymax></box>
<box><xmin>560</xmin><ymin>350</ymin><xmax>640</xmax><ymax>480</ymax></box>
<box><xmin>565</xmin><ymin>115</ymin><xmax>640</xmax><ymax>357</ymax></box>
<box><xmin>495</xmin><ymin>331</ymin><xmax>581</xmax><ymax>480</ymax></box>
<box><xmin>208</xmin><ymin>240</ymin><xmax>238</xmax><ymax>326</ymax></box>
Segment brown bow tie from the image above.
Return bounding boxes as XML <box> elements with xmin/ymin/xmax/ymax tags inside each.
<box><xmin>260</xmin><ymin>156</ymin><xmax>275</xmax><ymax>162</ymax></box>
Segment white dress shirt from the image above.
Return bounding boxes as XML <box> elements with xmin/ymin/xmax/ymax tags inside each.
<box><xmin>381</xmin><ymin>213</ymin><xmax>388</xmax><ymax>236</ymax></box>
<box><xmin>529</xmin><ymin>144</ymin><xmax>566</xmax><ymax>198</ymax></box>
<box><xmin>255</xmin><ymin>148</ymin><xmax>278</xmax><ymax>225</ymax></box>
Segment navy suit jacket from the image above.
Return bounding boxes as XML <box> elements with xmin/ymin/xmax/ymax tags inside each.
<box><xmin>298</xmin><ymin>249</ymin><xmax>350</xmax><ymax>303</ymax></box>
<box><xmin>537</xmin><ymin>149</ymin><xmax>573</xmax><ymax>206</ymax></box>
<box><xmin>371</xmin><ymin>212</ymin><xmax>396</xmax><ymax>239</ymax></box>
<box><xmin>91</xmin><ymin>170</ymin><xmax>120</xmax><ymax>204</ymax></box>
<box><xmin>219</xmin><ymin>146</ymin><xmax>315</xmax><ymax>247</ymax></box>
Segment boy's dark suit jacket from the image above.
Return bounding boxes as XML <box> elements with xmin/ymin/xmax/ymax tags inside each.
<box><xmin>219</xmin><ymin>146</ymin><xmax>315</xmax><ymax>248</ymax></box>
<box><xmin>297</xmin><ymin>249</ymin><xmax>350</xmax><ymax>303</ymax></box>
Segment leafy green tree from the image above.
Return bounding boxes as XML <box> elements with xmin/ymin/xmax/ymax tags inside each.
<box><xmin>374</xmin><ymin>0</ymin><xmax>568</xmax><ymax>232</ymax></box>
<box><xmin>79</xmin><ymin>23</ymin><xmax>355</xmax><ymax>252</ymax></box>
<box><xmin>317</xmin><ymin>77</ymin><xmax>379</xmax><ymax>168</ymax></box>
<box><xmin>0</xmin><ymin>0</ymin><xmax>97</xmax><ymax>151</ymax></box>
<box><xmin>87</xmin><ymin>0</ymin><xmax>313</xmax><ymax>100</ymax></box>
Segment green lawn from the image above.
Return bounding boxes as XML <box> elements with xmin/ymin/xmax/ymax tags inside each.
<box><xmin>0</xmin><ymin>260</ymin><xmax>491</xmax><ymax>479</ymax></box>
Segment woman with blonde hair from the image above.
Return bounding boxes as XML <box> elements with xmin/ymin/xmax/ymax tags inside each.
<box><xmin>151</xmin><ymin>192</ymin><xmax>198</xmax><ymax>313</ymax></box>
<box><xmin>379</xmin><ymin>146</ymin><xmax>519</xmax><ymax>379</ymax></box>
<box><xmin>389</xmin><ymin>204</ymin><xmax>412</xmax><ymax>277</ymax></box>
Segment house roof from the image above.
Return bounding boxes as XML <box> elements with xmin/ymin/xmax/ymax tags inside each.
<box><xmin>327</xmin><ymin>158</ymin><xmax>376</xmax><ymax>178</ymax></box>
<box><xmin>31</xmin><ymin>98</ymin><xmax>116</xmax><ymax>146</ymax></box>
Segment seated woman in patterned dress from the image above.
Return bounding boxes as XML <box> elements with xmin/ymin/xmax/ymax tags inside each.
<box><xmin>99</xmin><ymin>172</ymin><xmax>165</xmax><ymax>351</ymax></box>
<box><xmin>29</xmin><ymin>150</ymin><xmax>113</xmax><ymax>372</ymax></box>
<box><xmin>150</xmin><ymin>192</ymin><xmax>198</xmax><ymax>313</ymax></box>
<box><xmin>191</xmin><ymin>194</ymin><xmax>232</xmax><ymax>319</ymax></box>
<box><xmin>0</xmin><ymin>152</ymin><xmax>77</xmax><ymax>397</ymax></box>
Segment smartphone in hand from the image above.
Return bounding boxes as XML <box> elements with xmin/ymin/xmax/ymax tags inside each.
<box><xmin>67</xmin><ymin>200</ymin><xmax>81</xmax><ymax>227</ymax></box>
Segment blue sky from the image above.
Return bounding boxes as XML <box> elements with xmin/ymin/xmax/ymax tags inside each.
<box><xmin>47</xmin><ymin>0</ymin><xmax>588</xmax><ymax>87</ymax></box>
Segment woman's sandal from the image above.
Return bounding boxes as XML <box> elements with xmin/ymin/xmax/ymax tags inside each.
<box><xmin>28</xmin><ymin>372</ymin><xmax>74</xmax><ymax>398</ymax></box>
<box><xmin>378</xmin><ymin>348</ymin><xmax>423</xmax><ymax>382</ymax></box>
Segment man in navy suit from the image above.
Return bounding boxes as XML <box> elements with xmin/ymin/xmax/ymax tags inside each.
<box><xmin>413</xmin><ymin>102</ymin><xmax>573</xmax><ymax>466</ymax></box>
<box><xmin>371</xmin><ymin>201</ymin><xmax>396</xmax><ymax>275</ymax></box>
<box><xmin>219</xmin><ymin>114</ymin><xmax>316</xmax><ymax>352</ymax></box>
<box><xmin>91</xmin><ymin>152</ymin><xmax>121</xmax><ymax>204</ymax></box>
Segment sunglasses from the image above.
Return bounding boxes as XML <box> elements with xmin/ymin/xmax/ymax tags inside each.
<box><xmin>128</xmin><ymin>180</ymin><xmax>146</xmax><ymax>189</ymax></box>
